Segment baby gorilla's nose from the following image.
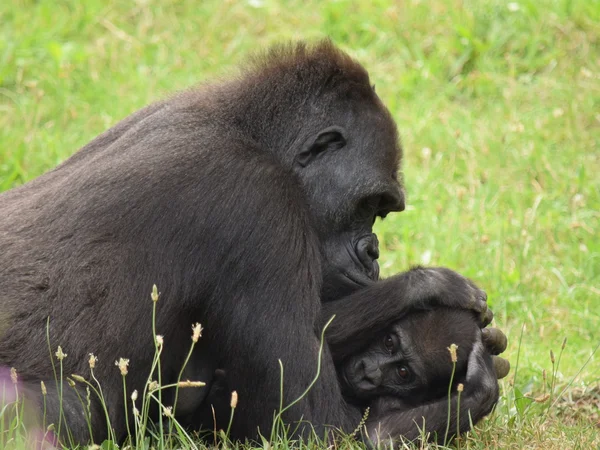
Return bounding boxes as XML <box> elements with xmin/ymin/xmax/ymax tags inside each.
<box><xmin>364</xmin><ymin>367</ymin><xmax>383</xmax><ymax>386</ymax></box>
<box><xmin>356</xmin><ymin>233</ymin><xmax>380</xmax><ymax>280</ymax></box>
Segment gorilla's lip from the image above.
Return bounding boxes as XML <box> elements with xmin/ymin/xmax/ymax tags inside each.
<box><xmin>342</xmin><ymin>270</ymin><xmax>374</xmax><ymax>287</ymax></box>
<box><xmin>348</xmin><ymin>236</ymin><xmax>380</xmax><ymax>281</ymax></box>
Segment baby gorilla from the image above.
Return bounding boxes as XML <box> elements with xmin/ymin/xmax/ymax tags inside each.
<box><xmin>176</xmin><ymin>306</ymin><xmax>505</xmax><ymax>444</ymax></box>
<box><xmin>340</xmin><ymin>307</ymin><xmax>478</xmax><ymax>408</ymax></box>
<box><xmin>346</xmin><ymin>307</ymin><xmax>505</xmax><ymax>443</ymax></box>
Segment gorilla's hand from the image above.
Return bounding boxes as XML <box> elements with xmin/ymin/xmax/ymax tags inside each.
<box><xmin>407</xmin><ymin>267</ymin><xmax>491</xmax><ymax>326</ymax></box>
<box><xmin>322</xmin><ymin>267</ymin><xmax>493</xmax><ymax>361</ymax></box>
<box><xmin>365</xmin><ymin>337</ymin><xmax>500</xmax><ymax>444</ymax></box>
<box><xmin>482</xmin><ymin>327</ymin><xmax>510</xmax><ymax>379</ymax></box>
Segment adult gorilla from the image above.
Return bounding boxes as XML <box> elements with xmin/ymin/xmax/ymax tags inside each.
<box><xmin>0</xmin><ymin>41</ymin><xmax>491</xmax><ymax>444</ymax></box>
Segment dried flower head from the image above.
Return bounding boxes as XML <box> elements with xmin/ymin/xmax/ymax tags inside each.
<box><xmin>10</xmin><ymin>367</ymin><xmax>17</xmax><ymax>384</ymax></box>
<box><xmin>133</xmin><ymin>406</ymin><xmax>140</xmax><ymax>417</ymax></box>
<box><xmin>131</xmin><ymin>390</ymin><xmax>138</xmax><ymax>402</ymax></box>
<box><xmin>115</xmin><ymin>358</ymin><xmax>129</xmax><ymax>376</ymax></box>
<box><xmin>151</xmin><ymin>284</ymin><xmax>159</xmax><ymax>302</ymax></box>
<box><xmin>550</xmin><ymin>350</ymin><xmax>555</xmax><ymax>364</ymax></box>
<box><xmin>67</xmin><ymin>378</ymin><xmax>76</xmax><ymax>388</ymax></box>
<box><xmin>156</xmin><ymin>335</ymin><xmax>164</xmax><ymax>348</ymax></box>
<box><xmin>447</xmin><ymin>344</ymin><xmax>458</xmax><ymax>363</ymax></box>
<box><xmin>457</xmin><ymin>383</ymin><xmax>464</xmax><ymax>393</ymax></box>
<box><xmin>534</xmin><ymin>393</ymin><xmax>550</xmax><ymax>403</ymax></box>
<box><xmin>192</xmin><ymin>323</ymin><xmax>203</xmax><ymax>343</ymax></box>
<box><xmin>162</xmin><ymin>406</ymin><xmax>173</xmax><ymax>417</ymax></box>
<box><xmin>178</xmin><ymin>380</ymin><xmax>206</xmax><ymax>388</ymax></box>
<box><xmin>71</xmin><ymin>374</ymin><xmax>86</xmax><ymax>383</ymax></box>
<box><xmin>148</xmin><ymin>380</ymin><xmax>159</xmax><ymax>391</ymax></box>
<box><xmin>41</xmin><ymin>381</ymin><xmax>47</xmax><ymax>396</ymax></box>
<box><xmin>88</xmin><ymin>353</ymin><xmax>97</xmax><ymax>369</ymax></box>
<box><xmin>55</xmin><ymin>346</ymin><xmax>67</xmax><ymax>361</ymax></box>
<box><xmin>230</xmin><ymin>390</ymin><xmax>238</xmax><ymax>409</ymax></box>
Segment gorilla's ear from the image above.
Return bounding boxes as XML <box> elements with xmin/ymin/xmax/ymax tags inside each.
<box><xmin>295</xmin><ymin>126</ymin><xmax>347</xmax><ymax>167</ymax></box>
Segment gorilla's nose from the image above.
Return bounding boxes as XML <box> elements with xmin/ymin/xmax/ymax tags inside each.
<box><xmin>364</xmin><ymin>367</ymin><xmax>383</xmax><ymax>386</ymax></box>
<box><xmin>356</xmin><ymin>234</ymin><xmax>380</xmax><ymax>280</ymax></box>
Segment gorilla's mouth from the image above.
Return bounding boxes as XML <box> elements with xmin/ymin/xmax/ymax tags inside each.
<box><xmin>352</xmin><ymin>233</ymin><xmax>381</xmax><ymax>281</ymax></box>
<box><xmin>343</xmin><ymin>267</ymin><xmax>378</xmax><ymax>287</ymax></box>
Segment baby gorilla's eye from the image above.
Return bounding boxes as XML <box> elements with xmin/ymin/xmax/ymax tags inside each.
<box><xmin>397</xmin><ymin>366</ymin><xmax>410</xmax><ymax>381</ymax></box>
<box><xmin>383</xmin><ymin>334</ymin><xmax>395</xmax><ymax>353</ymax></box>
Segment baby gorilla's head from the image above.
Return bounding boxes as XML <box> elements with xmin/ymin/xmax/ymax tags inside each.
<box><xmin>340</xmin><ymin>308</ymin><xmax>480</xmax><ymax>406</ymax></box>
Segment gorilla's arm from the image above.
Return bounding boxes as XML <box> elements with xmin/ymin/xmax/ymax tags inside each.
<box><xmin>321</xmin><ymin>268</ymin><xmax>491</xmax><ymax>362</ymax></box>
<box><xmin>365</xmin><ymin>339</ymin><xmax>499</xmax><ymax>444</ymax></box>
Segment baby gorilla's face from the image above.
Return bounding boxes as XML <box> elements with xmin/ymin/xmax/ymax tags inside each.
<box><xmin>340</xmin><ymin>308</ymin><xmax>480</xmax><ymax>406</ymax></box>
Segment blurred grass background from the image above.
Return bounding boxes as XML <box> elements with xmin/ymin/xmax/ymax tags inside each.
<box><xmin>1</xmin><ymin>0</ymin><xmax>599</xmax><ymax>447</ymax></box>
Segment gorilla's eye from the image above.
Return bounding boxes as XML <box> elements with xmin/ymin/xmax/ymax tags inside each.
<box><xmin>397</xmin><ymin>366</ymin><xmax>410</xmax><ymax>381</ymax></box>
<box><xmin>383</xmin><ymin>334</ymin><xmax>394</xmax><ymax>353</ymax></box>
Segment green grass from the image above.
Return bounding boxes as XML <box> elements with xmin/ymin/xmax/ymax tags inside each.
<box><xmin>1</xmin><ymin>0</ymin><xmax>599</xmax><ymax>448</ymax></box>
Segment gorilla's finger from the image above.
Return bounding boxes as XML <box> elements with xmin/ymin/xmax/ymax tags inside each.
<box><xmin>482</xmin><ymin>327</ymin><xmax>508</xmax><ymax>355</ymax></box>
<box><xmin>492</xmin><ymin>356</ymin><xmax>510</xmax><ymax>379</ymax></box>
<box><xmin>481</xmin><ymin>308</ymin><xmax>494</xmax><ymax>327</ymax></box>
<box><xmin>471</xmin><ymin>289</ymin><xmax>487</xmax><ymax>313</ymax></box>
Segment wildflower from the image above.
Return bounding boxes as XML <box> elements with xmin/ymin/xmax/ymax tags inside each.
<box><xmin>192</xmin><ymin>323</ymin><xmax>203</xmax><ymax>343</ymax></box>
<box><xmin>131</xmin><ymin>390</ymin><xmax>138</xmax><ymax>402</ymax></box>
<box><xmin>550</xmin><ymin>350</ymin><xmax>555</xmax><ymax>364</ymax></box>
<box><xmin>148</xmin><ymin>380</ymin><xmax>159</xmax><ymax>391</ymax></box>
<box><xmin>71</xmin><ymin>374</ymin><xmax>86</xmax><ymax>383</ymax></box>
<box><xmin>55</xmin><ymin>346</ymin><xmax>67</xmax><ymax>361</ymax></box>
<box><xmin>89</xmin><ymin>353</ymin><xmax>97</xmax><ymax>369</ymax></box>
<box><xmin>162</xmin><ymin>406</ymin><xmax>173</xmax><ymax>417</ymax></box>
<box><xmin>10</xmin><ymin>367</ymin><xmax>17</xmax><ymax>384</ymax></box>
<box><xmin>447</xmin><ymin>344</ymin><xmax>458</xmax><ymax>363</ymax></box>
<box><xmin>457</xmin><ymin>383</ymin><xmax>464</xmax><ymax>393</ymax></box>
<box><xmin>151</xmin><ymin>284</ymin><xmax>159</xmax><ymax>302</ymax></box>
<box><xmin>534</xmin><ymin>393</ymin><xmax>550</xmax><ymax>403</ymax></box>
<box><xmin>230</xmin><ymin>390</ymin><xmax>238</xmax><ymax>409</ymax></box>
<box><xmin>67</xmin><ymin>378</ymin><xmax>76</xmax><ymax>388</ymax></box>
<box><xmin>178</xmin><ymin>380</ymin><xmax>206</xmax><ymax>388</ymax></box>
<box><xmin>156</xmin><ymin>335</ymin><xmax>164</xmax><ymax>348</ymax></box>
<box><xmin>115</xmin><ymin>358</ymin><xmax>129</xmax><ymax>376</ymax></box>
<box><xmin>41</xmin><ymin>381</ymin><xmax>47</xmax><ymax>396</ymax></box>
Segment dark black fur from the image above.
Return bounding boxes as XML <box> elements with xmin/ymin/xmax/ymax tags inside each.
<box><xmin>0</xmin><ymin>41</ymin><xmax>492</xmax><ymax>445</ymax></box>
